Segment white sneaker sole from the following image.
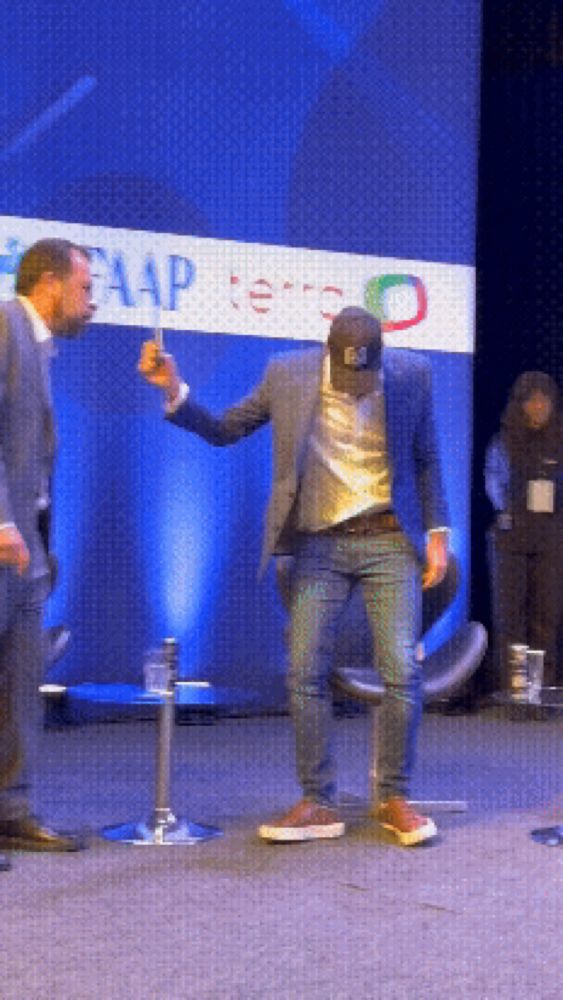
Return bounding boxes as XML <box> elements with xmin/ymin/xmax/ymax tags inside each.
<box><xmin>379</xmin><ymin>816</ymin><xmax>437</xmax><ymax>846</ymax></box>
<box><xmin>258</xmin><ymin>821</ymin><xmax>345</xmax><ymax>842</ymax></box>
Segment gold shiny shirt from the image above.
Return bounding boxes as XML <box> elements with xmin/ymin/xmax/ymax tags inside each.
<box><xmin>297</xmin><ymin>356</ymin><xmax>391</xmax><ymax>531</ymax></box>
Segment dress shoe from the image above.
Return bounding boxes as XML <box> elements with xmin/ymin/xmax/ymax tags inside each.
<box><xmin>0</xmin><ymin>817</ymin><xmax>86</xmax><ymax>852</ymax></box>
<box><xmin>0</xmin><ymin>852</ymin><xmax>11</xmax><ymax>871</ymax></box>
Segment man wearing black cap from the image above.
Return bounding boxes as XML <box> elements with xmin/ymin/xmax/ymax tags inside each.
<box><xmin>138</xmin><ymin>305</ymin><xmax>450</xmax><ymax>846</ymax></box>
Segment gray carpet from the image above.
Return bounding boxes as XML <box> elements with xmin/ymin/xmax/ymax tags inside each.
<box><xmin>2</xmin><ymin>711</ymin><xmax>562</xmax><ymax>1000</ymax></box>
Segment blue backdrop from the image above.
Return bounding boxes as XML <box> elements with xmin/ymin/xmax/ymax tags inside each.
<box><xmin>0</xmin><ymin>1</ymin><xmax>482</xmax><ymax>704</ymax></box>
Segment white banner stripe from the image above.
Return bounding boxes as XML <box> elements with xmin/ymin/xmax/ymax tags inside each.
<box><xmin>0</xmin><ymin>215</ymin><xmax>475</xmax><ymax>354</ymax></box>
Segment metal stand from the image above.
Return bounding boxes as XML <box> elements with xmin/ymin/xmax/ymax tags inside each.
<box><xmin>102</xmin><ymin>638</ymin><xmax>222</xmax><ymax>845</ymax></box>
<box><xmin>369</xmin><ymin>708</ymin><xmax>468</xmax><ymax>813</ymax></box>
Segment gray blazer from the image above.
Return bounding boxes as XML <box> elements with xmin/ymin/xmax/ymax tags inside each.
<box><xmin>168</xmin><ymin>346</ymin><xmax>449</xmax><ymax>574</ymax></box>
<box><xmin>0</xmin><ymin>299</ymin><xmax>52</xmax><ymax>621</ymax></box>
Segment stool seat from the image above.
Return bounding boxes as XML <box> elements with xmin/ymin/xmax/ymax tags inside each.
<box><xmin>332</xmin><ymin>621</ymin><xmax>488</xmax><ymax>705</ymax></box>
<box><xmin>332</xmin><ymin>621</ymin><xmax>488</xmax><ymax>814</ymax></box>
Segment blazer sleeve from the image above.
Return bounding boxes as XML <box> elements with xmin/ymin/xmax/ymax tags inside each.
<box><xmin>413</xmin><ymin>362</ymin><xmax>450</xmax><ymax>531</ymax></box>
<box><xmin>0</xmin><ymin>310</ymin><xmax>15</xmax><ymax>525</ymax></box>
<box><xmin>165</xmin><ymin>362</ymin><xmax>272</xmax><ymax>445</ymax></box>
<box><xmin>484</xmin><ymin>434</ymin><xmax>509</xmax><ymax>511</ymax></box>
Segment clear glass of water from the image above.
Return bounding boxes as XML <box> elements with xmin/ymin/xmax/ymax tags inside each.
<box><xmin>508</xmin><ymin>643</ymin><xmax>529</xmax><ymax>701</ymax></box>
<box><xmin>143</xmin><ymin>648</ymin><xmax>169</xmax><ymax>694</ymax></box>
<box><xmin>526</xmin><ymin>649</ymin><xmax>544</xmax><ymax>704</ymax></box>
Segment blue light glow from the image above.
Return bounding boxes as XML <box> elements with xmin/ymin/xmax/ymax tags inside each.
<box><xmin>0</xmin><ymin>77</ymin><xmax>97</xmax><ymax>162</ymax></box>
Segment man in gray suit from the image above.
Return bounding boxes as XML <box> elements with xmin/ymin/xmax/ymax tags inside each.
<box><xmin>0</xmin><ymin>238</ymin><xmax>95</xmax><ymax>865</ymax></box>
<box><xmin>138</xmin><ymin>306</ymin><xmax>449</xmax><ymax>846</ymax></box>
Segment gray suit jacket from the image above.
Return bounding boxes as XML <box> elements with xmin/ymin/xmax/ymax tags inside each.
<box><xmin>168</xmin><ymin>346</ymin><xmax>450</xmax><ymax>574</ymax></box>
<box><xmin>0</xmin><ymin>299</ymin><xmax>52</xmax><ymax>624</ymax></box>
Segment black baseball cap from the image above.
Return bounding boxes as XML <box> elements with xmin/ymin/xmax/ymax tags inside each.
<box><xmin>327</xmin><ymin>306</ymin><xmax>382</xmax><ymax>395</ymax></box>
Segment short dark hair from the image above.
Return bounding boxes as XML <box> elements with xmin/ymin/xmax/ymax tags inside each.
<box><xmin>15</xmin><ymin>238</ymin><xmax>90</xmax><ymax>295</ymax></box>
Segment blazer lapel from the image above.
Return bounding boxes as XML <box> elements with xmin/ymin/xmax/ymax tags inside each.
<box><xmin>293</xmin><ymin>349</ymin><xmax>324</xmax><ymax>473</ymax></box>
<box><xmin>15</xmin><ymin>301</ymin><xmax>56</xmax><ymax>458</ymax></box>
<box><xmin>382</xmin><ymin>352</ymin><xmax>398</xmax><ymax>466</ymax></box>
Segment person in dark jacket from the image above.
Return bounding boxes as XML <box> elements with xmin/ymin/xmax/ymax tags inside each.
<box><xmin>485</xmin><ymin>371</ymin><xmax>563</xmax><ymax>691</ymax></box>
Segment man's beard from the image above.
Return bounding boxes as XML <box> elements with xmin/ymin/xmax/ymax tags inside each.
<box><xmin>53</xmin><ymin>309</ymin><xmax>86</xmax><ymax>338</ymax></box>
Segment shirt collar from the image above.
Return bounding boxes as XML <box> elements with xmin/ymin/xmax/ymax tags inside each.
<box><xmin>18</xmin><ymin>295</ymin><xmax>53</xmax><ymax>345</ymax></box>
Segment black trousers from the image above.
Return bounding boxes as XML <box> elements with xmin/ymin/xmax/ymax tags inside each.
<box><xmin>0</xmin><ymin>573</ymin><xmax>49</xmax><ymax>819</ymax></box>
<box><xmin>487</xmin><ymin>527</ymin><xmax>563</xmax><ymax>690</ymax></box>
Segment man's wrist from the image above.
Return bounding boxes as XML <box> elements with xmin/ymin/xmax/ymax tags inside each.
<box><xmin>164</xmin><ymin>380</ymin><xmax>188</xmax><ymax>413</ymax></box>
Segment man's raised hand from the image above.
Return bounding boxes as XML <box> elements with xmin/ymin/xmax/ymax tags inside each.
<box><xmin>137</xmin><ymin>340</ymin><xmax>180</xmax><ymax>401</ymax></box>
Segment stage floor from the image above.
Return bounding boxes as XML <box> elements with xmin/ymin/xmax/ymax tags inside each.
<box><xmin>4</xmin><ymin>710</ymin><xmax>562</xmax><ymax>1000</ymax></box>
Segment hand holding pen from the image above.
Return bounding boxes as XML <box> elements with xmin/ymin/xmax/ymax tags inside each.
<box><xmin>137</xmin><ymin>326</ymin><xmax>181</xmax><ymax>401</ymax></box>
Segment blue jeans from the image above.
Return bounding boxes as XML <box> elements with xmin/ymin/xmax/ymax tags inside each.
<box><xmin>288</xmin><ymin>529</ymin><xmax>422</xmax><ymax>805</ymax></box>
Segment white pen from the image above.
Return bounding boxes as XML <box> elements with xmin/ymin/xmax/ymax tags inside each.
<box><xmin>153</xmin><ymin>325</ymin><xmax>169</xmax><ymax>366</ymax></box>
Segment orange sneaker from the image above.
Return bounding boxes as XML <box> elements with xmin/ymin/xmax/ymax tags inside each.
<box><xmin>375</xmin><ymin>797</ymin><xmax>437</xmax><ymax>846</ymax></box>
<box><xmin>258</xmin><ymin>799</ymin><xmax>345</xmax><ymax>842</ymax></box>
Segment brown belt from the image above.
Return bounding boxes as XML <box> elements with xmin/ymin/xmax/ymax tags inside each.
<box><xmin>321</xmin><ymin>511</ymin><xmax>401</xmax><ymax>535</ymax></box>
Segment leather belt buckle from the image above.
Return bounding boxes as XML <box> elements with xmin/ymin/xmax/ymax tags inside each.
<box><xmin>318</xmin><ymin>511</ymin><xmax>400</xmax><ymax>536</ymax></box>
<box><xmin>342</xmin><ymin>511</ymin><xmax>399</xmax><ymax>534</ymax></box>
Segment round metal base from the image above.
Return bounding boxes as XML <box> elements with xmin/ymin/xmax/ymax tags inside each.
<box><xmin>530</xmin><ymin>825</ymin><xmax>563</xmax><ymax>847</ymax></box>
<box><xmin>101</xmin><ymin>817</ymin><xmax>223</xmax><ymax>845</ymax></box>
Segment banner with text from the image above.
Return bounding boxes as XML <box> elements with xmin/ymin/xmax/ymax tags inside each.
<box><xmin>0</xmin><ymin>215</ymin><xmax>474</xmax><ymax>353</ymax></box>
